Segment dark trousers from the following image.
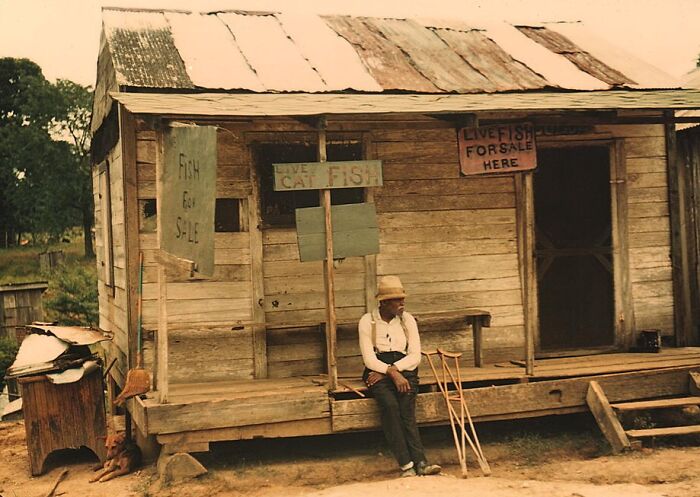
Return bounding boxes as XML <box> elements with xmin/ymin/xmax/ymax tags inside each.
<box><xmin>365</xmin><ymin>352</ymin><xmax>426</xmax><ymax>467</ymax></box>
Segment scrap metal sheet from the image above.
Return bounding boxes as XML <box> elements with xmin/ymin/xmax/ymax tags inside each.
<box><xmin>28</xmin><ymin>324</ymin><xmax>109</xmax><ymax>345</ymax></box>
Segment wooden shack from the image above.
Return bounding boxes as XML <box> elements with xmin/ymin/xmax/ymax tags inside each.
<box><xmin>91</xmin><ymin>8</ymin><xmax>700</xmax><ymax>457</ymax></box>
<box><xmin>0</xmin><ymin>282</ymin><xmax>48</xmax><ymax>341</ymax></box>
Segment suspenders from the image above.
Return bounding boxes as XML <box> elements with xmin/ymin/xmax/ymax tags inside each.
<box><xmin>370</xmin><ymin>309</ymin><xmax>409</xmax><ymax>354</ymax></box>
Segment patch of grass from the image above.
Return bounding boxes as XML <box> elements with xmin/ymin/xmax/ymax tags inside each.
<box><xmin>0</xmin><ymin>234</ymin><xmax>90</xmax><ymax>285</ymax></box>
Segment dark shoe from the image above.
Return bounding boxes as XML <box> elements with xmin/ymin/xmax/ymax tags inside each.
<box><xmin>415</xmin><ymin>461</ymin><xmax>441</xmax><ymax>476</ymax></box>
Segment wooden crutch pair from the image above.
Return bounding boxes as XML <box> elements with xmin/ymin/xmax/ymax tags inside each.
<box><xmin>423</xmin><ymin>348</ymin><xmax>491</xmax><ymax>477</ymax></box>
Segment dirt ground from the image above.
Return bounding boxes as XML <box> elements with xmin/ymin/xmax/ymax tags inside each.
<box><xmin>3</xmin><ymin>414</ymin><xmax>700</xmax><ymax>497</ymax></box>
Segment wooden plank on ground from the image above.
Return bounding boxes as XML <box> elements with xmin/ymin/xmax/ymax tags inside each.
<box><xmin>586</xmin><ymin>380</ymin><xmax>631</xmax><ymax>453</ymax></box>
<box><xmin>612</xmin><ymin>396</ymin><xmax>700</xmax><ymax>411</ymax></box>
<box><xmin>626</xmin><ymin>425</ymin><xmax>700</xmax><ymax>438</ymax></box>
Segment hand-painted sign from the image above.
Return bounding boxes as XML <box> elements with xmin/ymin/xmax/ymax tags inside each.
<box><xmin>273</xmin><ymin>160</ymin><xmax>382</xmax><ymax>191</ymax></box>
<box><xmin>295</xmin><ymin>203</ymin><xmax>380</xmax><ymax>262</ymax></box>
<box><xmin>160</xmin><ymin>126</ymin><xmax>217</xmax><ymax>276</ymax></box>
<box><xmin>458</xmin><ymin>123</ymin><xmax>537</xmax><ymax>176</ymax></box>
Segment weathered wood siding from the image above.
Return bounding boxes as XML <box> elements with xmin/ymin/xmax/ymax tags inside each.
<box><xmin>610</xmin><ymin>124</ymin><xmax>674</xmax><ymax>334</ymax></box>
<box><xmin>122</xmin><ymin>117</ymin><xmax>676</xmax><ymax>386</ymax></box>
<box><xmin>0</xmin><ymin>285</ymin><xmax>46</xmax><ymax>341</ymax></box>
<box><xmin>136</xmin><ymin>127</ymin><xmax>255</xmax><ymax>383</ymax></box>
<box><xmin>371</xmin><ymin>128</ymin><xmax>522</xmax><ymax>364</ymax></box>
<box><xmin>94</xmin><ymin>140</ymin><xmax>129</xmax><ymax>385</ymax></box>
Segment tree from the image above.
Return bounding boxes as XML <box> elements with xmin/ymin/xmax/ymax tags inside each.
<box><xmin>53</xmin><ymin>79</ymin><xmax>94</xmax><ymax>258</ymax></box>
<box><xmin>0</xmin><ymin>58</ymin><xmax>94</xmax><ymax>257</ymax></box>
<box><xmin>0</xmin><ymin>58</ymin><xmax>60</xmax><ymax>246</ymax></box>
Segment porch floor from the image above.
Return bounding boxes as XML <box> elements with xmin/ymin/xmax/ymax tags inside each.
<box><xmin>133</xmin><ymin>348</ymin><xmax>700</xmax><ymax>446</ymax></box>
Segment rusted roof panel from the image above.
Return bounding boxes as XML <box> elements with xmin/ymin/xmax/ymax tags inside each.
<box><xmin>362</xmin><ymin>17</ymin><xmax>496</xmax><ymax>93</ymax></box>
<box><xmin>549</xmin><ymin>22</ymin><xmax>678</xmax><ymax>89</ymax></box>
<box><xmin>323</xmin><ymin>16</ymin><xmax>439</xmax><ymax>92</ymax></box>
<box><xmin>432</xmin><ymin>27</ymin><xmax>548</xmax><ymax>91</ymax></box>
<box><xmin>99</xmin><ymin>8</ymin><xmax>677</xmax><ymax>94</ymax></box>
<box><xmin>517</xmin><ymin>26</ymin><xmax>635</xmax><ymax>86</ymax></box>
<box><xmin>103</xmin><ymin>9</ymin><xmax>193</xmax><ymax>89</ymax></box>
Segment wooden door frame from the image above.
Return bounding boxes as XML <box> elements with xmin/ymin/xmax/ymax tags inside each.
<box><xmin>517</xmin><ymin>138</ymin><xmax>635</xmax><ymax>357</ymax></box>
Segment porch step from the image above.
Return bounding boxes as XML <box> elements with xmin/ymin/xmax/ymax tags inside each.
<box><xmin>626</xmin><ymin>425</ymin><xmax>700</xmax><ymax>438</ymax></box>
<box><xmin>611</xmin><ymin>396</ymin><xmax>700</xmax><ymax>411</ymax></box>
<box><xmin>586</xmin><ymin>371</ymin><xmax>700</xmax><ymax>453</ymax></box>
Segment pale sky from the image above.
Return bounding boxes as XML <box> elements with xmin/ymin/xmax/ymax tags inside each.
<box><xmin>0</xmin><ymin>0</ymin><xmax>699</xmax><ymax>87</ymax></box>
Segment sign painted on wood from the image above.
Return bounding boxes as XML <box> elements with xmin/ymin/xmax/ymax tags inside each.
<box><xmin>458</xmin><ymin>123</ymin><xmax>537</xmax><ymax>175</ymax></box>
<box><xmin>160</xmin><ymin>126</ymin><xmax>217</xmax><ymax>276</ymax></box>
<box><xmin>295</xmin><ymin>203</ymin><xmax>379</xmax><ymax>262</ymax></box>
<box><xmin>273</xmin><ymin>160</ymin><xmax>383</xmax><ymax>191</ymax></box>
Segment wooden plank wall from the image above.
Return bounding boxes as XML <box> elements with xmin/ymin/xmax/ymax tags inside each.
<box><xmin>0</xmin><ymin>289</ymin><xmax>45</xmax><ymax>341</ymax></box>
<box><xmin>371</xmin><ymin>128</ymin><xmax>523</xmax><ymax>365</ymax></box>
<box><xmin>94</xmin><ymin>141</ymin><xmax>129</xmax><ymax>385</ymax></box>
<box><xmin>135</xmin><ymin>126</ymin><xmax>255</xmax><ymax>383</ymax></box>
<box><xmin>609</xmin><ymin>124</ymin><xmax>675</xmax><ymax>335</ymax></box>
<box><xmin>122</xmin><ymin>117</ymin><xmax>676</xmax><ymax>386</ymax></box>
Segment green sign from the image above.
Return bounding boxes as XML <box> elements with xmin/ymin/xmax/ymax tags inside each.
<box><xmin>273</xmin><ymin>160</ymin><xmax>383</xmax><ymax>191</ymax></box>
<box><xmin>295</xmin><ymin>203</ymin><xmax>380</xmax><ymax>262</ymax></box>
<box><xmin>160</xmin><ymin>126</ymin><xmax>217</xmax><ymax>276</ymax></box>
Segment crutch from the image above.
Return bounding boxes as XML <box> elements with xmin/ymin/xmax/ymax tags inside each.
<box><xmin>437</xmin><ymin>348</ymin><xmax>491</xmax><ymax>476</ymax></box>
<box><xmin>423</xmin><ymin>350</ymin><xmax>469</xmax><ymax>477</ymax></box>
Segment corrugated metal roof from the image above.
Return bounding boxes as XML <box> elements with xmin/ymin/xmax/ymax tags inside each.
<box><xmin>100</xmin><ymin>8</ymin><xmax>679</xmax><ymax>94</ymax></box>
<box><xmin>111</xmin><ymin>90</ymin><xmax>700</xmax><ymax>118</ymax></box>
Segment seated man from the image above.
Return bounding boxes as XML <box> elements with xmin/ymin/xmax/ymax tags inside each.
<box><xmin>358</xmin><ymin>275</ymin><xmax>441</xmax><ymax>478</ymax></box>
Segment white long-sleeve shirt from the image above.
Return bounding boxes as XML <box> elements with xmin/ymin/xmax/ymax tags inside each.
<box><xmin>358</xmin><ymin>309</ymin><xmax>421</xmax><ymax>373</ymax></box>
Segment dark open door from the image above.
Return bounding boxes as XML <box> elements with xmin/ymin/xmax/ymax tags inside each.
<box><xmin>534</xmin><ymin>146</ymin><xmax>614</xmax><ymax>350</ymax></box>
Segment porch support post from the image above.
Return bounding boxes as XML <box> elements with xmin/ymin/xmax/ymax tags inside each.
<box><xmin>666</xmin><ymin>112</ymin><xmax>693</xmax><ymax>346</ymax></box>
<box><xmin>516</xmin><ymin>172</ymin><xmax>536</xmax><ymax>375</ymax></box>
<box><xmin>318</xmin><ymin>117</ymin><xmax>338</xmax><ymax>391</ymax></box>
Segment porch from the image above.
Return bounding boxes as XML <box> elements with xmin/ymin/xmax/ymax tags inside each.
<box><xmin>130</xmin><ymin>347</ymin><xmax>700</xmax><ymax>454</ymax></box>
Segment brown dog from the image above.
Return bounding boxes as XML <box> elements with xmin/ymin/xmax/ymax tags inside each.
<box><xmin>90</xmin><ymin>432</ymin><xmax>142</xmax><ymax>483</ymax></box>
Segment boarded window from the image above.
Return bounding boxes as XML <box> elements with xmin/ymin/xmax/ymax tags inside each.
<box><xmin>97</xmin><ymin>162</ymin><xmax>114</xmax><ymax>288</ymax></box>
<box><xmin>253</xmin><ymin>141</ymin><xmax>364</xmax><ymax>227</ymax></box>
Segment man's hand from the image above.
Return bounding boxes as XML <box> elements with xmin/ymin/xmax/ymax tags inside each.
<box><xmin>386</xmin><ymin>365</ymin><xmax>411</xmax><ymax>393</ymax></box>
<box><xmin>366</xmin><ymin>371</ymin><xmax>385</xmax><ymax>387</ymax></box>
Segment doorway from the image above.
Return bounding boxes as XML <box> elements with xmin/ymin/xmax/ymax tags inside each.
<box><xmin>534</xmin><ymin>146</ymin><xmax>615</xmax><ymax>350</ymax></box>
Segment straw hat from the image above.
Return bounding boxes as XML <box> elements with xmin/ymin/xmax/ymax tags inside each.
<box><xmin>376</xmin><ymin>275</ymin><xmax>407</xmax><ymax>302</ymax></box>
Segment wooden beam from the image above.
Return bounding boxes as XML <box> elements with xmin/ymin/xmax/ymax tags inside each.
<box><xmin>331</xmin><ymin>365</ymin><xmax>698</xmax><ymax>432</ymax></box>
<box><xmin>515</xmin><ymin>172</ymin><xmax>537</xmax><ymax>375</ymax></box>
<box><xmin>318</xmin><ymin>118</ymin><xmax>338</xmax><ymax>391</ymax></box>
<box><xmin>246</xmin><ymin>160</ymin><xmax>267</xmax><ymax>378</ymax></box>
<box><xmin>363</xmin><ymin>132</ymin><xmax>377</xmax><ymax>313</ymax></box>
<box><xmin>610</xmin><ymin>139</ymin><xmax>635</xmax><ymax>348</ymax></box>
<box><xmin>119</xmin><ymin>107</ymin><xmax>139</xmax><ymax>372</ymax></box>
<box><xmin>155</xmin><ymin>128</ymin><xmax>169</xmax><ymax>404</ymax></box>
<box><xmin>586</xmin><ymin>380</ymin><xmax>631</xmax><ymax>454</ymax></box>
<box><xmin>666</xmin><ymin>112</ymin><xmax>693</xmax><ymax>346</ymax></box>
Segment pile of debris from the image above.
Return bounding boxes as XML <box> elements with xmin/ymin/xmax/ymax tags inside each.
<box><xmin>2</xmin><ymin>323</ymin><xmax>109</xmax><ymax>420</ymax></box>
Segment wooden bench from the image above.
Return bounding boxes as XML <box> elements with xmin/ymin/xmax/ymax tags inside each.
<box><xmin>265</xmin><ymin>309</ymin><xmax>492</xmax><ymax>380</ymax></box>
<box><xmin>414</xmin><ymin>310</ymin><xmax>491</xmax><ymax>367</ymax></box>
